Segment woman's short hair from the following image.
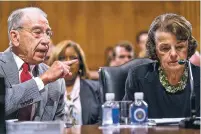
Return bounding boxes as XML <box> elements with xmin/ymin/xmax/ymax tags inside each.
<box><xmin>48</xmin><ymin>40</ymin><xmax>89</xmax><ymax>78</ymax></box>
<box><xmin>146</xmin><ymin>13</ymin><xmax>197</xmax><ymax>60</ymax></box>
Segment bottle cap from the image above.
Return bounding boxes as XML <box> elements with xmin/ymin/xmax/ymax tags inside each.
<box><xmin>105</xmin><ymin>93</ymin><xmax>115</xmax><ymax>101</ymax></box>
<box><xmin>134</xmin><ymin>92</ymin><xmax>144</xmax><ymax>100</ymax></box>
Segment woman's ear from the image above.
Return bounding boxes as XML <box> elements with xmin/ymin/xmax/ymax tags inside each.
<box><xmin>10</xmin><ymin>30</ymin><xmax>20</xmax><ymax>47</ymax></box>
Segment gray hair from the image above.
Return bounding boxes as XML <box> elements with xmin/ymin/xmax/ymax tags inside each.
<box><xmin>7</xmin><ymin>7</ymin><xmax>47</xmax><ymax>41</ymax></box>
<box><xmin>146</xmin><ymin>13</ymin><xmax>197</xmax><ymax>60</ymax></box>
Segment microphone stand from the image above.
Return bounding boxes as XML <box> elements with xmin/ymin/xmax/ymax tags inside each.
<box><xmin>178</xmin><ymin>60</ymin><xmax>200</xmax><ymax>129</ymax></box>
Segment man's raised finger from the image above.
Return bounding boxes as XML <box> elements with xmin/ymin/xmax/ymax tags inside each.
<box><xmin>63</xmin><ymin>59</ymin><xmax>78</xmax><ymax>66</ymax></box>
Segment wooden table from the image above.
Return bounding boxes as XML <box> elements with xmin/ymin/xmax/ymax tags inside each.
<box><xmin>65</xmin><ymin>125</ymin><xmax>200</xmax><ymax>134</ymax></box>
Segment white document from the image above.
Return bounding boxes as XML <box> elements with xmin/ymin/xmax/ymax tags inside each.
<box><xmin>148</xmin><ymin>118</ymin><xmax>185</xmax><ymax>125</ymax></box>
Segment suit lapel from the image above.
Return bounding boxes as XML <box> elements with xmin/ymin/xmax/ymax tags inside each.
<box><xmin>0</xmin><ymin>50</ymin><xmax>19</xmax><ymax>86</ymax></box>
<box><xmin>0</xmin><ymin>49</ymin><xmax>49</xmax><ymax>120</ymax></box>
<box><xmin>80</xmin><ymin>80</ymin><xmax>90</xmax><ymax>124</ymax></box>
<box><xmin>34</xmin><ymin>65</ymin><xmax>49</xmax><ymax>121</ymax></box>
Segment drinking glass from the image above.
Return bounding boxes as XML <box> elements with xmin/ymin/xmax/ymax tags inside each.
<box><xmin>119</xmin><ymin>101</ymin><xmax>132</xmax><ymax>125</ymax></box>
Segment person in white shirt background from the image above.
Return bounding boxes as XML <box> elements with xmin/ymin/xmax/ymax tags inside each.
<box><xmin>48</xmin><ymin>40</ymin><xmax>102</xmax><ymax>125</ymax></box>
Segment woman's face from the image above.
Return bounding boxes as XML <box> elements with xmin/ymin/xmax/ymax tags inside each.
<box><xmin>62</xmin><ymin>46</ymin><xmax>80</xmax><ymax>81</ymax></box>
<box><xmin>155</xmin><ymin>31</ymin><xmax>188</xmax><ymax>72</ymax></box>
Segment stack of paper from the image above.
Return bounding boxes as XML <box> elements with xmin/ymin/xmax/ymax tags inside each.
<box><xmin>148</xmin><ymin>118</ymin><xmax>185</xmax><ymax>126</ymax></box>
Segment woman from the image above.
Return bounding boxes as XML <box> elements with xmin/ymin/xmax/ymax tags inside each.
<box><xmin>48</xmin><ymin>40</ymin><xmax>102</xmax><ymax>125</ymax></box>
<box><xmin>124</xmin><ymin>13</ymin><xmax>200</xmax><ymax>118</ymax></box>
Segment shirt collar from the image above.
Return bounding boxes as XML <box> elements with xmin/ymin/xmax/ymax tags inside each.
<box><xmin>12</xmin><ymin>52</ymin><xmax>36</xmax><ymax>72</ymax></box>
<box><xmin>70</xmin><ymin>76</ymin><xmax>80</xmax><ymax>99</ymax></box>
<box><xmin>73</xmin><ymin>76</ymin><xmax>80</xmax><ymax>91</ymax></box>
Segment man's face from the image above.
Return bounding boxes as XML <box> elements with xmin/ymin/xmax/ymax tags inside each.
<box><xmin>114</xmin><ymin>46</ymin><xmax>133</xmax><ymax>66</ymax></box>
<box><xmin>11</xmin><ymin>12</ymin><xmax>51</xmax><ymax>65</ymax></box>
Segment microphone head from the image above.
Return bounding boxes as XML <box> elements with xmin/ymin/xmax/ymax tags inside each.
<box><xmin>178</xmin><ymin>60</ymin><xmax>187</xmax><ymax>65</ymax></box>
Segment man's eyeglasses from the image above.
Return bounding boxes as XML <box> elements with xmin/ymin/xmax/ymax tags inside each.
<box><xmin>15</xmin><ymin>27</ymin><xmax>53</xmax><ymax>38</ymax></box>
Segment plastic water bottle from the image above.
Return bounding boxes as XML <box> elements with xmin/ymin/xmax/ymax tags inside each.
<box><xmin>130</xmin><ymin>92</ymin><xmax>148</xmax><ymax>125</ymax></box>
<box><xmin>102</xmin><ymin>93</ymin><xmax>120</xmax><ymax>126</ymax></box>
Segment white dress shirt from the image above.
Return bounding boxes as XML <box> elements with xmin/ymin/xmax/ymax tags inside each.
<box><xmin>65</xmin><ymin>76</ymin><xmax>82</xmax><ymax>125</ymax></box>
<box><xmin>12</xmin><ymin>52</ymin><xmax>44</xmax><ymax>90</ymax></box>
<box><xmin>12</xmin><ymin>52</ymin><xmax>45</xmax><ymax>120</ymax></box>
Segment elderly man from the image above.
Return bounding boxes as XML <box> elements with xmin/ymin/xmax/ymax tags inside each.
<box><xmin>1</xmin><ymin>7</ymin><xmax>77</xmax><ymax>121</ymax></box>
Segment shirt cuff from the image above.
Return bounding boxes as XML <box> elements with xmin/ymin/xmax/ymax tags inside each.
<box><xmin>33</xmin><ymin>77</ymin><xmax>44</xmax><ymax>91</ymax></box>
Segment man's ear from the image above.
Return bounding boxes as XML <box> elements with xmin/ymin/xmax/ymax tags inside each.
<box><xmin>10</xmin><ymin>30</ymin><xmax>20</xmax><ymax>47</ymax></box>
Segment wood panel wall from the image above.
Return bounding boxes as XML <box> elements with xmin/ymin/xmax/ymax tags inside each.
<box><xmin>0</xmin><ymin>1</ymin><xmax>199</xmax><ymax>69</ymax></box>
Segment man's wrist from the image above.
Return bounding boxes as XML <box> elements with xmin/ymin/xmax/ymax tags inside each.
<box><xmin>33</xmin><ymin>77</ymin><xmax>45</xmax><ymax>91</ymax></box>
<box><xmin>39</xmin><ymin>74</ymin><xmax>49</xmax><ymax>85</ymax></box>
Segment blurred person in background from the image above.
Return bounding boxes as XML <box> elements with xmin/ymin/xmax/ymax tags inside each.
<box><xmin>87</xmin><ymin>46</ymin><xmax>116</xmax><ymax>80</ymax></box>
<box><xmin>104</xmin><ymin>46</ymin><xmax>115</xmax><ymax>66</ymax></box>
<box><xmin>112</xmin><ymin>40</ymin><xmax>134</xmax><ymax>66</ymax></box>
<box><xmin>48</xmin><ymin>40</ymin><xmax>102</xmax><ymax>125</ymax></box>
<box><xmin>124</xmin><ymin>13</ymin><xmax>200</xmax><ymax>118</ymax></box>
<box><xmin>189</xmin><ymin>51</ymin><xmax>200</xmax><ymax>66</ymax></box>
<box><xmin>88</xmin><ymin>70</ymin><xmax>99</xmax><ymax>80</ymax></box>
<box><xmin>136</xmin><ymin>31</ymin><xmax>148</xmax><ymax>58</ymax></box>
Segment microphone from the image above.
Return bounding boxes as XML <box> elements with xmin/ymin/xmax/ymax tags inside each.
<box><xmin>178</xmin><ymin>59</ymin><xmax>187</xmax><ymax>65</ymax></box>
<box><xmin>178</xmin><ymin>60</ymin><xmax>200</xmax><ymax>129</ymax></box>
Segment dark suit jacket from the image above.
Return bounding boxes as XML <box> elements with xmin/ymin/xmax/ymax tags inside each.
<box><xmin>124</xmin><ymin>62</ymin><xmax>200</xmax><ymax>118</ymax></box>
<box><xmin>80</xmin><ymin>79</ymin><xmax>102</xmax><ymax>125</ymax></box>
<box><xmin>0</xmin><ymin>48</ymin><xmax>65</xmax><ymax>121</ymax></box>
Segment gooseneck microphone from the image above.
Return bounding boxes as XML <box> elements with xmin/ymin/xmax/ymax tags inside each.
<box><xmin>178</xmin><ymin>60</ymin><xmax>200</xmax><ymax>129</ymax></box>
<box><xmin>178</xmin><ymin>59</ymin><xmax>187</xmax><ymax>65</ymax></box>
